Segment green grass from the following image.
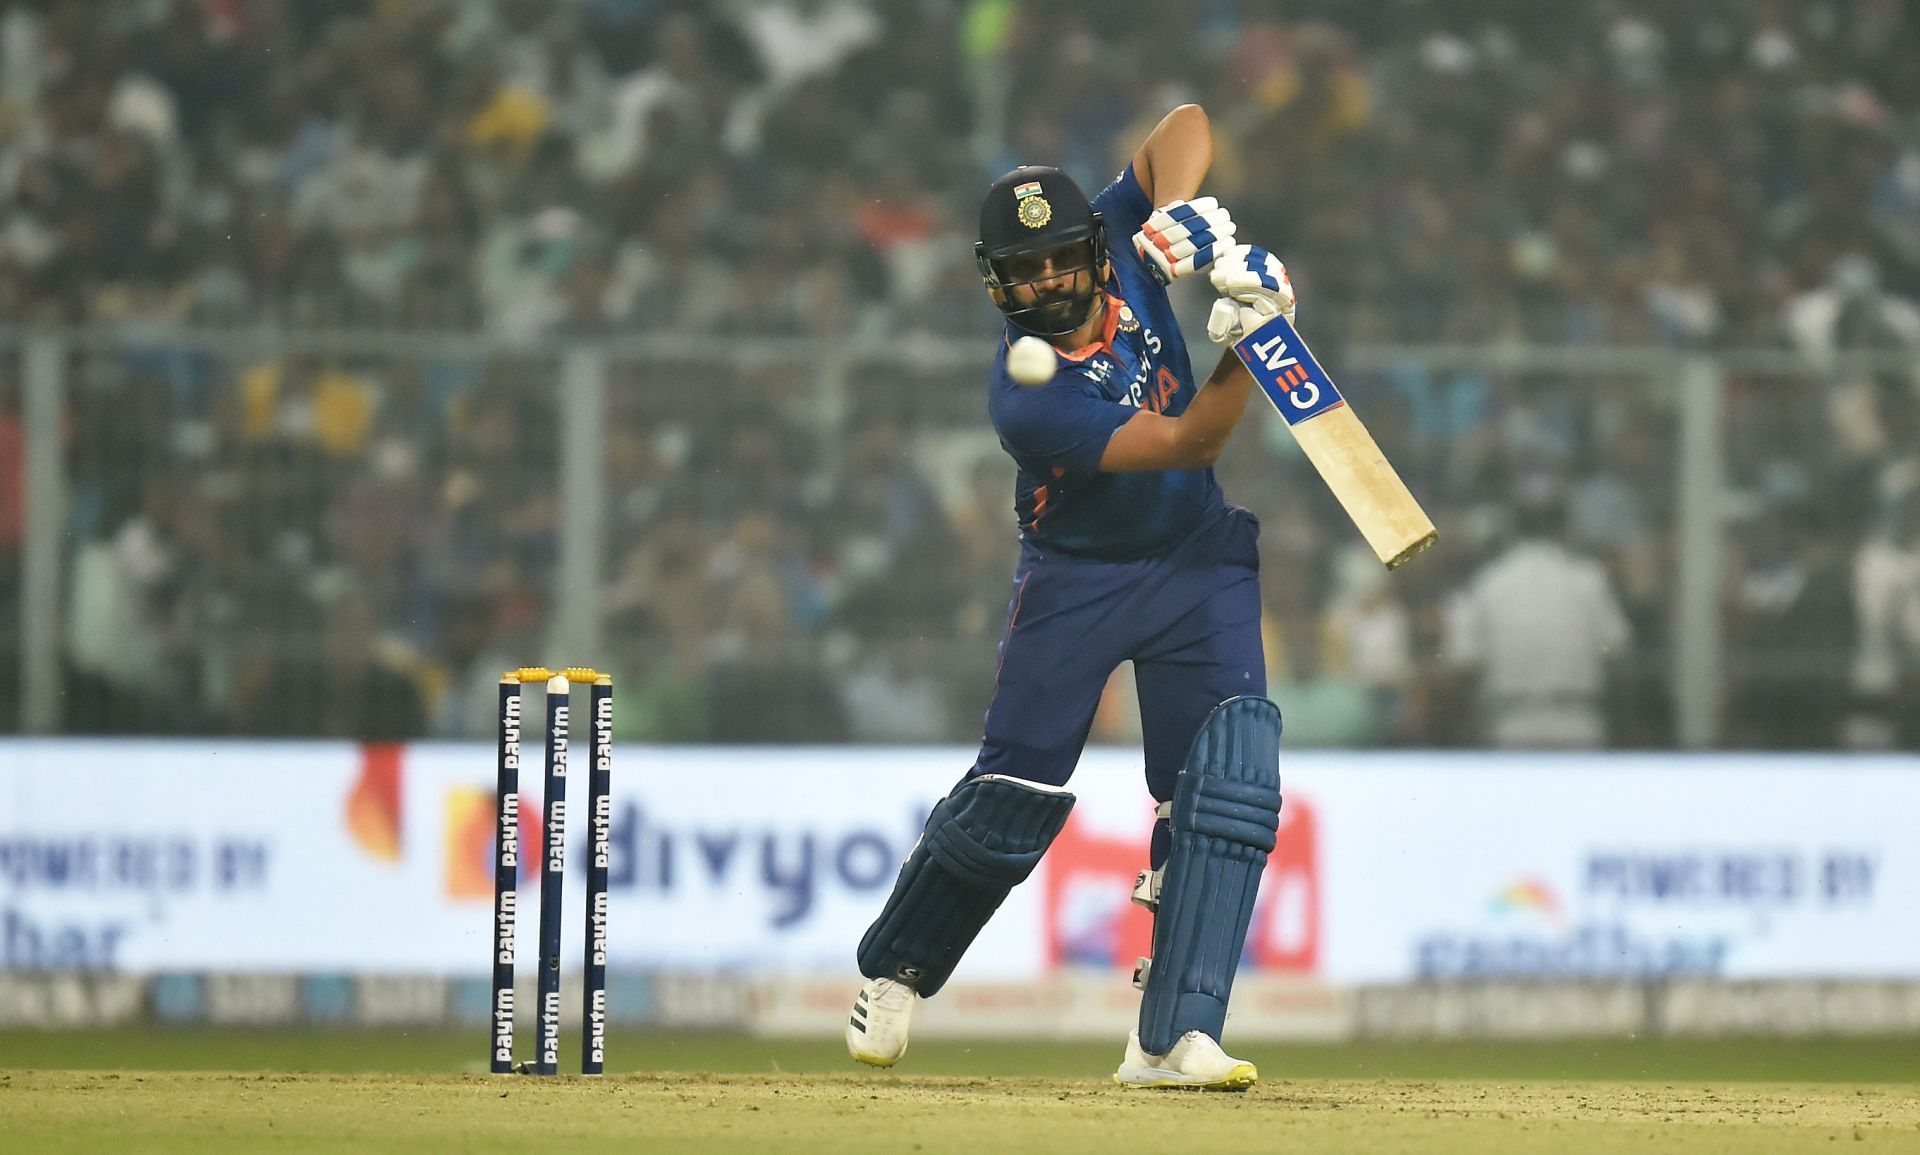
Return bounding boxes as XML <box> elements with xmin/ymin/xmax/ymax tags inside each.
<box><xmin>4</xmin><ymin>1028</ymin><xmax>1919</xmax><ymax>1083</ymax></box>
<box><xmin>4</xmin><ymin>1069</ymin><xmax>1918</xmax><ymax>1155</ymax></box>
<box><xmin>3</xmin><ymin>1032</ymin><xmax>1918</xmax><ymax>1154</ymax></box>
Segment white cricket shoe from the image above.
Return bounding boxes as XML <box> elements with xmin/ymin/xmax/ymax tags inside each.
<box><xmin>1113</xmin><ymin>1029</ymin><xmax>1258</xmax><ymax>1090</ymax></box>
<box><xmin>846</xmin><ymin>977</ymin><xmax>917</xmax><ymax>1067</ymax></box>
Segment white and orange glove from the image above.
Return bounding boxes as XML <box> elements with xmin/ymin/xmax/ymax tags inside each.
<box><xmin>1132</xmin><ymin>197</ymin><xmax>1237</xmax><ymax>284</ymax></box>
<box><xmin>1205</xmin><ymin>244</ymin><xmax>1297</xmax><ymax>347</ymax></box>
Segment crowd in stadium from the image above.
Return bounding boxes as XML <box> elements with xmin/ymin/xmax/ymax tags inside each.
<box><xmin>2</xmin><ymin>0</ymin><xmax>1917</xmax><ymax>748</ymax></box>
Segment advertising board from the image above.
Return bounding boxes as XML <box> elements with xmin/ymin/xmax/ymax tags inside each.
<box><xmin>3</xmin><ymin>742</ymin><xmax>1915</xmax><ymax>984</ymax></box>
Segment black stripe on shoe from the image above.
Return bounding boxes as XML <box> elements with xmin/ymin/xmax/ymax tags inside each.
<box><xmin>848</xmin><ymin>1017</ymin><xmax>867</xmax><ymax>1033</ymax></box>
<box><xmin>852</xmin><ymin>1003</ymin><xmax>867</xmax><ymax>1020</ymax></box>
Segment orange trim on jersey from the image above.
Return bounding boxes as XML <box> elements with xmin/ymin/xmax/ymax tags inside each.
<box><xmin>1029</xmin><ymin>484</ymin><xmax>1050</xmax><ymax>525</ymax></box>
<box><xmin>992</xmin><ymin>572</ymin><xmax>1032</xmax><ymax>686</ymax></box>
<box><xmin>1056</xmin><ymin>293</ymin><xmax>1124</xmax><ymax>363</ymax></box>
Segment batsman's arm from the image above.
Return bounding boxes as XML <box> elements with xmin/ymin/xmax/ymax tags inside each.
<box><xmin>1132</xmin><ymin>103</ymin><xmax>1213</xmax><ymax>206</ymax></box>
<box><xmin>1097</xmin><ymin>350</ymin><xmax>1255</xmax><ymax>472</ymax></box>
<box><xmin>1231</xmin><ymin>312</ymin><xmax>1438</xmax><ymax>568</ymax></box>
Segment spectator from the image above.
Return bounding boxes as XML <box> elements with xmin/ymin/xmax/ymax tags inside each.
<box><xmin>1784</xmin><ymin>255</ymin><xmax>1920</xmax><ymax>463</ymax></box>
<box><xmin>3</xmin><ymin>0</ymin><xmax>1915</xmax><ymax>751</ymax></box>
<box><xmin>233</xmin><ymin>592</ymin><xmax>426</xmax><ymax>740</ymax></box>
<box><xmin>1322</xmin><ymin>547</ymin><xmax>1417</xmax><ymax>744</ymax></box>
<box><xmin>1849</xmin><ymin>484</ymin><xmax>1920</xmax><ymax>748</ymax></box>
<box><xmin>1444</xmin><ymin>490</ymin><xmax>1632</xmax><ymax>748</ymax></box>
<box><xmin>1728</xmin><ymin>504</ymin><xmax>1857</xmax><ymax>749</ymax></box>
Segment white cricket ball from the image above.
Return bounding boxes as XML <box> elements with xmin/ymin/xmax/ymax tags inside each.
<box><xmin>1007</xmin><ymin>335</ymin><xmax>1058</xmax><ymax>386</ymax></box>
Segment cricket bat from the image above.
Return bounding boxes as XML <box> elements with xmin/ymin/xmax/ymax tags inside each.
<box><xmin>1232</xmin><ymin>314</ymin><xmax>1437</xmax><ymax>568</ymax></box>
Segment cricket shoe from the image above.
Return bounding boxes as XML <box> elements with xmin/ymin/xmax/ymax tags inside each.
<box><xmin>1113</xmin><ymin>1029</ymin><xmax>1258</xmax><ymax>1090</ymax></box>
<box><xmin>846</xmin><ymin>977</ymin><xmax>917</xmax><ymax>1067</ymax></box>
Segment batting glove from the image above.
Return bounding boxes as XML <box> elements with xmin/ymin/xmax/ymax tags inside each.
<box><xmin>1205</xmin><ymin>244</ymin><xmax>1296</xmax><ymax>346</ymax></box>
<box><xmin>1207</xmin><ymin>297</ymin><xmax>1276</xmax><ymax>347</ymax></box>
<box><xmin>1132</xmin><ymin>197</ymin><xmax>1237</xmax><ymax>284</ymax></box>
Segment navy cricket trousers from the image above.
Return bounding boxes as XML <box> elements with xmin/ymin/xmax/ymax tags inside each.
<box><xmin>968</xmin><ymin>504</ymin><xmax>1266</xmax><ymax>810</ymax></box>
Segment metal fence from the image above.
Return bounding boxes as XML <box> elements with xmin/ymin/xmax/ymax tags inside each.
<box><xmin>1</xmin><ymin>327</ymin><xmax>1913</xmax><ymax>749</ymax></box>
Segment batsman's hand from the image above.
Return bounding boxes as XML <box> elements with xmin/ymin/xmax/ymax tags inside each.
<box><xmin>1132</xmin><ymin>197</ymin><xmax>1237</xmax><ymax>284</ymax></box>
<box><xmin>1205</xmin><ymin>244</ymin><xmax>1296</xmax><ymax>346</ymax></box>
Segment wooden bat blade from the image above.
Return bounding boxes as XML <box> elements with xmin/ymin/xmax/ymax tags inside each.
<box><xmin>1231</xmin><ymin>314</ymin><xmax>1437</xmax><ymax>568</ymax></box>
<box><xmin>1287</xmin><ymin>404</ymin><xmax>1437</xmax><ymax>568</ymax></box>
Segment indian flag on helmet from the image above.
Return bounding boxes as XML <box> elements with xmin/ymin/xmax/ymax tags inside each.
<box><xmin>1014</xmin><ymin>181</ymin><xmax>1043</xmax><ymax>200</ymax></box>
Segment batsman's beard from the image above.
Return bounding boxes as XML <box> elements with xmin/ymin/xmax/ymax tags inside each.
<box><xmin>1007</xmin><ymin>279</ymin><xmax>1101</xmax><ymax>337</ymax></box>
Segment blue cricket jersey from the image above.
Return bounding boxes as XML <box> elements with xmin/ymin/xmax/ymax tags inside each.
<box><xmin>987</xmin><ymin>164</ymin><xmax>1225</xmax><ymax>560</ymax></box>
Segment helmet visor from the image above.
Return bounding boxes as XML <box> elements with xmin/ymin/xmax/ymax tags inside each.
<box><xmin>988</xmin><ymin>239</ymin><xmax>1102</xmax><ymax>337</ymax></box>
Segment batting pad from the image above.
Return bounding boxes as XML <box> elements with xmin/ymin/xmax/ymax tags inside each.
<box><xmin>1138</xmin><ymin>696</ymin><xmax>1282</xmax><ymax>1055</ymax></box>
<box><xmin>858</xmin><ymin>774</ymin><xmax>1076</xmax><ymax>997</ymax></box>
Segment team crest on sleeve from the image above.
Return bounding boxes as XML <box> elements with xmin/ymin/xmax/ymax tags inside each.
<box><xmin>1117</xmin><ymin>304</ymin><xmax>1140</xmax><ymax>332</ymax></box>
<box><xmin>1014</xmin><ymin>182</ymin><xmax>1053</xmax><ymax>229</ymax></box>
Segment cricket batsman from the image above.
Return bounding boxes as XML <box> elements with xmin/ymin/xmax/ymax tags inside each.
<box><xmin>846</xmin><ymin>105</ymin><xmax>1294</xmax><ymax>1089</ymax></box>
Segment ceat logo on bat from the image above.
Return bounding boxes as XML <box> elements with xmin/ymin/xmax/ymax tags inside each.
<box><xmin>1041</xmin><ymin>794</ymin><xmax>1321</xmax><ymax>974</ymax></box>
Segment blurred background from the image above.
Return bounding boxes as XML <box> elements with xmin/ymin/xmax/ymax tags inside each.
<box><xmin>1</xmin><ymin>0</ymin><xmax>1916</xmax><ymax>751</ymax></box>
<box><xmin>0</xmin><ymin>0</ymin><xmax>1918</xmax><ymax>1056</ymax></box>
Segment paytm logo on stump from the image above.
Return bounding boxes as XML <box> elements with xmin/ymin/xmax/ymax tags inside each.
<box><xmin>441</xmin><ymin>789</ymin><xmax>931</xmax><ymax>931</ymax></box>
<box><xmin>443</xmin><ymin>788</ymin><xmax>541</xmax><ymax>899</ymax></box>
